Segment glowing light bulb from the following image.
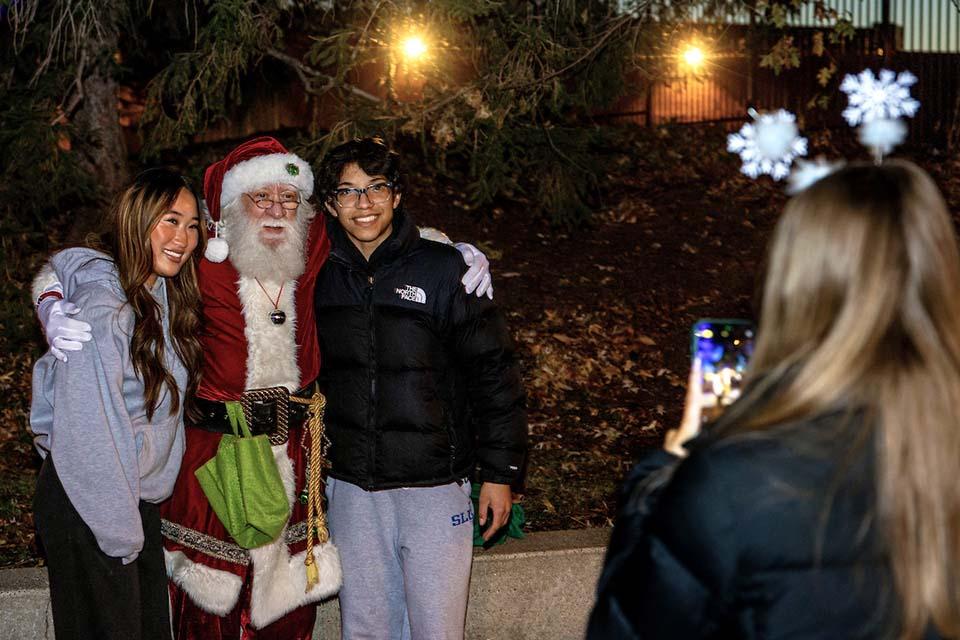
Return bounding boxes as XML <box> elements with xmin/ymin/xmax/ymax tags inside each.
<box><xmin>682</xmin><ymin>46</ymin><xmax>705</xmax><ymax>70</ymax></box>
<box><xmin>401</xmin><ymin>36</ymin><xmax>428</xmax><ymax>61</ymax></box>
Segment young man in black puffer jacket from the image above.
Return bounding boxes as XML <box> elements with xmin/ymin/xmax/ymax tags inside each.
<box><xmin>313</xmin><ymin>138</ymin><xmax>527</xmax><ymax>640</ymax></box>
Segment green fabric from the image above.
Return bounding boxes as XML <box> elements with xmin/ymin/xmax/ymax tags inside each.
<box><xmin>471</xmin><ymin>483</ymin><xmax>526</xmax><ymax>548</ymax></box>
<box><xmin>195</xmin><ymin>401</ymin><xmax>290</xmax><ymax>549</ymax></box>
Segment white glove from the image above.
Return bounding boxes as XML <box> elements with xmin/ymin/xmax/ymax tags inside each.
<box><xmin>455</xmin><ymin>242</ymin><xmax>494</xmax><ymax>300</ymax></box>
<box><xmin>38</xmin><ymin>299</ymin><xmax>92</xmax><ymax>363</ymax></box>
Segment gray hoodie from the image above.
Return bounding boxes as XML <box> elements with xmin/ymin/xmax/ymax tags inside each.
<box><xmin>31</xmin><ymin>248</ymin><xmax>187</xmax><ymax>564</ymax></box>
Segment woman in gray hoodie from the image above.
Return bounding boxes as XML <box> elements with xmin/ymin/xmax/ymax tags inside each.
<box><xmin>30</xmin><ymin>168</ymin><xmax>206</xmax><ymax>640</ymax></box>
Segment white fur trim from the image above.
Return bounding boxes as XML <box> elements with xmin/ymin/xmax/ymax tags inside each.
<box><xmin>274</xmin><ymin>442</ymin><xmax>297</xmax><ymax>504</ymax></box>
<box><xmin>248</xmin><ymin>444</ymin><xmax>342</xmax><ymax>628</ymax></box>
<box><xmin>164</xmin><ymin>549</ymin><xmax>244</xmax><ymax>616</ymax></box>
<box><xmin>220</xmin><ymin>153</ymin><xmax>314</xmax><ymax>211</ymax></box>
<box><xmin>237</xmin><ymin>276</ymin><xmax>301</xmax><ymax>391</ymax></box>
<box><xmin>249</xmin><ymin>540</ymin><xmax>342</xmax><ymax>628</ymax></box>
<box><xmin>32</xmin><ymin>262</ymin><xmax>60</xmax><ymax>305</ymax></box>
<box><xmin>418</xmin><ymin>226</ymin><xmax>452</xmax><ymax>244</ymax></box>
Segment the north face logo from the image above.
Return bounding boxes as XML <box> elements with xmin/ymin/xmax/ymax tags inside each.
<box><xmin>395</xmin><ymin>285</ymin><xmax>426</xmax><ymax>304</ymax></box>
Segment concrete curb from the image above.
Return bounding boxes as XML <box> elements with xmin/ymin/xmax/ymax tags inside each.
<box><xmin>0</xmin><ymin>528</ymin><xmax>610</xmax><ymax>640</ymax></box>
<box><xmin>463</xmin><ymin>528</ymin><xmax>609</xmax><ymax>640</ymax></box>
<box><xmin>0</xmin><ymin>569</ymin><xmax>53</xmax><ymax>640</ymax></box>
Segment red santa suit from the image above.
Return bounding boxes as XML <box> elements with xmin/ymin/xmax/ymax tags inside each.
<box><xmin>159</xmin><ymin>137</ymin><xmax>341</xmax><ymax>640</ymax></box>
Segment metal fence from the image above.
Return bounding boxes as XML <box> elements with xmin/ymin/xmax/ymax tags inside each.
<box><xmin>678</xmin><ymin>0</ymin><xmax>960</xmax><ymax>52</ymax></box>
<box><xmin>604</xmin><ymin>1</ymin><xmax>960</xmax><ymax>147</ymax></box>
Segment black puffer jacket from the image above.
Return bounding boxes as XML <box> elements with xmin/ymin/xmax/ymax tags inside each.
<box><xmin>314</xmin><ymin>211</ymin><xmax>526</xmax><ymax>490</ymax></box>
<box><xmin>588</xmin><ymin>411</ymin><xmax>945</xmax><ymax>640</ymax></box>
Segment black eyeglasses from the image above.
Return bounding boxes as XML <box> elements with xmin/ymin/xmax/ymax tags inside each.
<box><xmin>331</xmin><ymin>182</ymin><xmax>395</xmax><ymax>208</ymax></box>
<box><xmin>244</xmin><ymin>191</ymin><xmax>301</xmax><ymax>211</ymax></box>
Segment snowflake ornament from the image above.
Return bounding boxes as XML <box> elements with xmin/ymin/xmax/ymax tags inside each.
<box><xmin>840</xmin><ymin>69</ymin><xmax>919</xmax><ymax>127</ymax></box>
<box><xmin>786</xmin><ymin>157</ymin><xmax>845</xmax><ymax>195</ymax></box>
<box><xmin>727</xmin><ymin>109</ymin><xmax>808</xmax><ymax>181</ymax></box>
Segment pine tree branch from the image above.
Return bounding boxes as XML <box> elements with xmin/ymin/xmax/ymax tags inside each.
<box><xmin>497</xmin><ymin>14</ymin><xmax>634</xmax><ymax>91</ymax></box>
<box><xmin>51</xmin><ymin>50</ymin><xmax>87</xmax><ymax>125</ymax></box>
<box><xmin>414</xmin><ymin>13</ymin><xmax>635</xmax><ymax>117</ymax></box>
<box><xmin>419</xmin><ymin>85</ymin><xmax>474</xmax><ymax>116</ymax></box>
<box><xmin>540</xmin><ymin>121</ymin><xmax>592</xmax><ymax>177</ymax></box>
<box><xmin>265</xmin><ymin>47</ymin><xmax>381</xmax><ymax>103</ymax></box>
<box><xmin>350</xmin><ymin>0</ymin><xmax>384</xmax><ymax>66</ymax></box>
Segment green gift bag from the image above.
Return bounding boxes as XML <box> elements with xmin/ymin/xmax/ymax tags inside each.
<box><xmin>195</xmin><ymin>402</ymin><xmax>290</xmax><ymax>549</ymax></box>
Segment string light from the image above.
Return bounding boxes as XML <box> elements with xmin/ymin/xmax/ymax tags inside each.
<box><xmin>682</xmin><ymin>45</ymin><xmax>706</xmax><ymax>71</ymax></box>
<box><xmin>401</xmin><ymin>36</ymin><xmax>428</xmax><ymax>61</ymax></box>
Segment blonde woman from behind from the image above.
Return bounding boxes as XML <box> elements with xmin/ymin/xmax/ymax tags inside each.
<box><xmin>589</xmin><ymin>161</ymin><xmax>960</xmax><ymax>640</ymax></box>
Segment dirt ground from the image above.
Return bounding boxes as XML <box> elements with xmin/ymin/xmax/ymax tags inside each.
<box><xmin>2</xmin><ymin>124</ymin><xmax>958</xmax><ymax>566</ymax></box>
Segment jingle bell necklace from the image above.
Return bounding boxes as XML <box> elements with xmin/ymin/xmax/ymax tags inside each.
<box><xmin>255</xmin><ymin>278</ymin><xmax>286</xmax><ymax>325</ymax></box>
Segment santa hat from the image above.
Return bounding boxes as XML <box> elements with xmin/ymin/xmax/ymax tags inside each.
<box><xmin>202</xmin><ymin>136</ymin><xmax>315</xmax><ymax>262</ymax></box>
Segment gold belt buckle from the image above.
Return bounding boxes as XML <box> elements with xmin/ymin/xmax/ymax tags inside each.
<box><xmin>240</xmin><ymin>386</ymin><xmax>290</xmax><ymax>446</ymax></box>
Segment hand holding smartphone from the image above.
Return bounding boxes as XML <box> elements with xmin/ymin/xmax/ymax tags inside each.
<box><xmin>690</xmin><ymin>319</ymin><xmax>755</xmax><ymax>423</ymax></box>
<box><xmin>664</xmin><ymin>319</ymin><xmax>756</xmax><ymax>456</ymax></box>
<box><xmin>664</xmin><ymin>358</ymin><xmax>706</xmax><ymax>457</ymax></box>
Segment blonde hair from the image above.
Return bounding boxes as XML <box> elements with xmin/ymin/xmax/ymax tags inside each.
<box><xmin>726</xmin><ymin>160</ymin><xmax>960</xmax><ymax>638</ymax></box>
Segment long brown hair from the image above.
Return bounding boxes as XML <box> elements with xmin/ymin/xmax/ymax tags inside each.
<box><xmin>723</xmin><ymin>161</ymin><xmax>960</xmax><ymax>638</ymax></box>
<box><xmin>108</xmin><ymin>168</ymin><xmax>205</xmax><ymax>422</ymax></box>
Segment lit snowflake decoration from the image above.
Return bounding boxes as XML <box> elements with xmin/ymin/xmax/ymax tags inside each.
<box><xmin>840</xmin><ymin>68</ymin><xmax>919</xmax><ymax>126</ymax></box>
<box><xmin>727</xmin><ymin>109</ymin><xmax>807</xmax><ymax>181</ymax></box>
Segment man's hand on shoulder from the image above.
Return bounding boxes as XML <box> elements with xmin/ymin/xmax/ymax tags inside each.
<box><xmin>38</xmin><ymin>298</ymin><xmax>92</xmax><ymax>363</ymax></box>
<box><xmin>416</xmin><ymin>227</ymin><xmax>494</xmax><ymax>300</ymax></box>
<box><xmin>455</xmin><ymin>242</ymin><xmax>493</xmax><ymax>300</ymax></box>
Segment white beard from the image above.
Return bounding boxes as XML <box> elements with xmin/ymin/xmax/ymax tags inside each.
<box><xmin>222</xmin><ymin>202</ymin><xmax>310</xmax><ymax>282</ymax></box>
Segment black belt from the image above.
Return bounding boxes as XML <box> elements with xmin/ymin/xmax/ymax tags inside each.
<box><xmin>193</xmin><ymin>382</ymin><xmax>318</xmax><ymax>443</ymax></box>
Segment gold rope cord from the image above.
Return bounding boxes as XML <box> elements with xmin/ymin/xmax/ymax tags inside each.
<box><xmin>290</xmin><ymin>389</ymin><xmax>331</xmax><ymax>591</ymax></box>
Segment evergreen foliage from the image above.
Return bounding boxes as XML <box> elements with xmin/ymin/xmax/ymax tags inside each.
<box><xmin>140</xmin><ymin>0</ymin><xmax>271</xmax><ymax>153</ymax></box>
<box><xmin>2</xmin><ymin>0</ymin><xmax>864</xmax><ymax>228</ymax></box>
<box><xmin>0</xmin><ymin>0</ymin><xmax>119</xmax><ymax>231</ymax></box>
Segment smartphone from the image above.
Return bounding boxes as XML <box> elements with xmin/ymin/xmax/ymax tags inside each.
<box><xmin>690</xmin><ymin>319</ymin><xmax>755</xmax><ymax>421</ymax></box>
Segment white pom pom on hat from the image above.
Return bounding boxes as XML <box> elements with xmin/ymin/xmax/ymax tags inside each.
<box><xmin>205</xmin><ymin>235</ymin><xmax>230</xmax><ymax>263</ymax></box>
<box><xmin>199</xmin><ymin>198</ymin><xmax>229</xmax><ymax>263</ymax></box>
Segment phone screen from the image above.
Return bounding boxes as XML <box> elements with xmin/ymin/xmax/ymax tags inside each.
<box><xmin>691</xmin><ymin>319</ymin><xmax>755</xmax><ymax>421</ymax></box>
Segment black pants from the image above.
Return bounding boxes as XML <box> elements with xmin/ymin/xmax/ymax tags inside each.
<box><xmin>33</xmin><ymin>457</ymin><xmax>172</xmax><ymax>640</ymax></box>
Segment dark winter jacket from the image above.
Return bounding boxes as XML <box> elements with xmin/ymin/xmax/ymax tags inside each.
<box><xmin>314</xmin><ymin>210</ymin><xmax>527</xmax><ymax>490</ymax></box>
<box><xmin>588</xmin><ymin>410</ymin><xmax>945</xmax><ymax>640</ymax></box>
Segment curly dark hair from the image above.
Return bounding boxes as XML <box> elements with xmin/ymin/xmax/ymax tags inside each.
<box><xmin>317</xmin><ymin>137</ymin><xmax>406</xmax><ymax>210</ymax></box>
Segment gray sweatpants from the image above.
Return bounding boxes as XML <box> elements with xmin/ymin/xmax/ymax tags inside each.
<box><xmin>325</xmin><ymin>477</ymin><xmax>475</xmax><ymax>640</ymax></box>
